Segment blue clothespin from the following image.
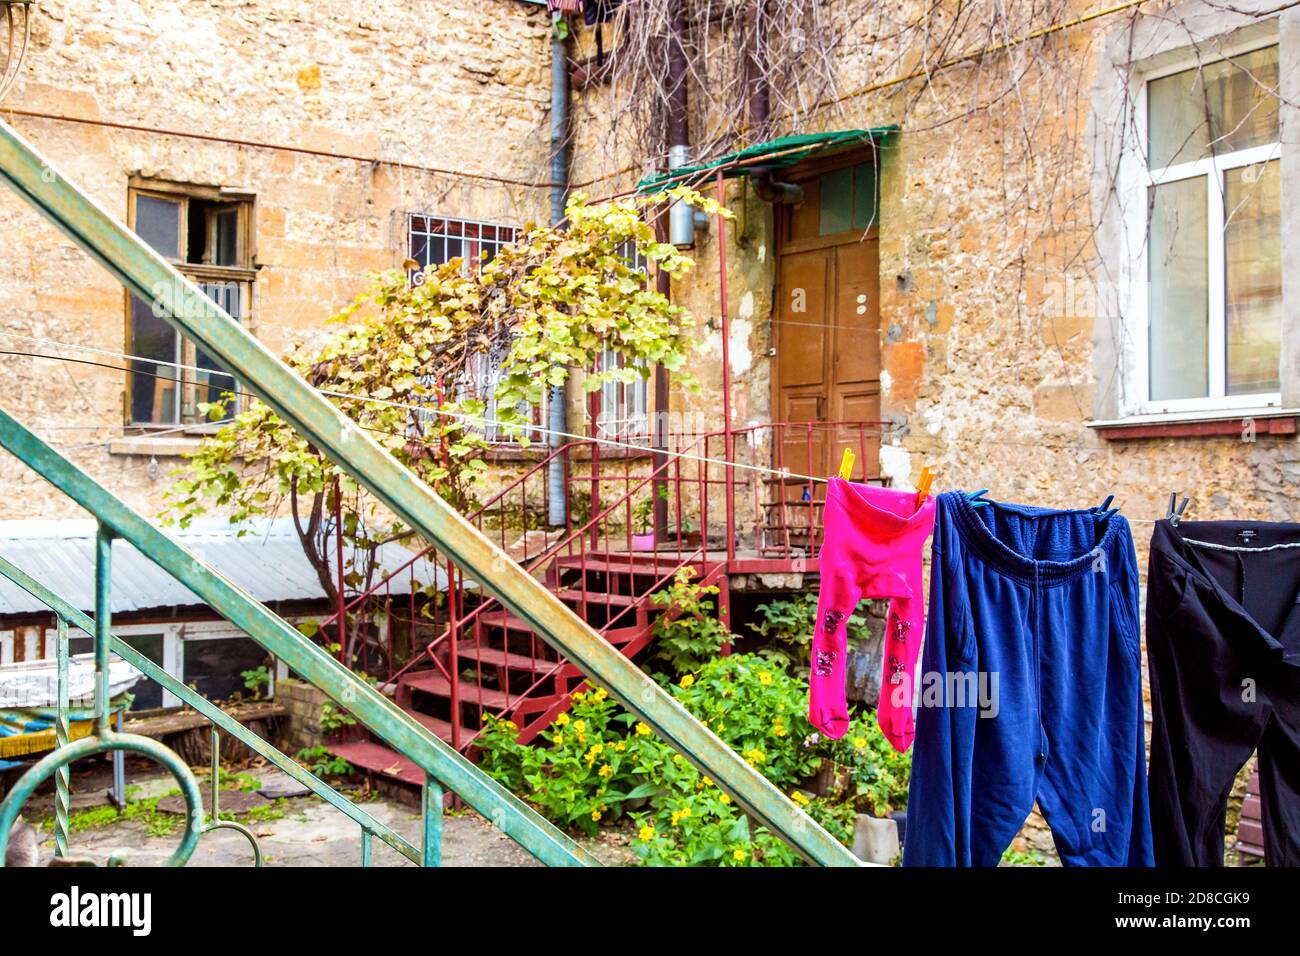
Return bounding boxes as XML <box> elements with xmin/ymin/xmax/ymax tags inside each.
<box><xmin>967</xmin><ymin>489</ymin><xmax>991</xmax><ymax>509</ymax></box>
<box><xmin>1094</xmin><ymin>494</ymin><xmax>1119</xmax><ymax>522</ymax></box>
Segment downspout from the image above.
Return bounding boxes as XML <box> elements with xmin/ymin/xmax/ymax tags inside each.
<box><xmin>656</xmin><ymin>2</ymin><xmax>692</xmax><ymax>535</ymax></box>
<box><xmin>745</xmin><ymin>0</ymin><xmax>771</xmax><ymax>143</ymax></box>
<box><xmin>547</xmin><ymin>9</ymin><xmax>570</xmax><ymax>527</ymax></box>
<box><xmin>666</xmin><ymin>0</ymin><xmax>693</xmax><ymax>247</ymax></box>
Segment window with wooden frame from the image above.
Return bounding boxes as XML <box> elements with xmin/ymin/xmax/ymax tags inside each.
<box><xmin>1126</xmin><ymin>42</ymin><xmax>1282</xmax><ymax>415</ymax></box>
<box><xmin>125</xmin><ymin>181</ymin><xmax>255</xmax><ymax>427</ymax></box>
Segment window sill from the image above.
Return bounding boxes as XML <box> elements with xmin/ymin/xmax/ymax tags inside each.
<box><xmin>1088</xmin><ymin>407</ymin><xmax>1300</xmax><ymax>441</ymax></box>
<box><xmin>108</xmin><ymin>434</ymin><xmax>204</xmax><ymax>458</ymax></box>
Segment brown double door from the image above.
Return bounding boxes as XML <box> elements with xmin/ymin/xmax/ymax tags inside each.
<box><xmin>774</xmin><ymin>233</ymin><xmax>881</xmax><ymax>486</ymax></box>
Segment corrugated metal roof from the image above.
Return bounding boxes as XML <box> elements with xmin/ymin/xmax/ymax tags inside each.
<box><xmin>0</xmin><ymin>517</ymin><xmax>448</xmax><ymax>616</ymax></box>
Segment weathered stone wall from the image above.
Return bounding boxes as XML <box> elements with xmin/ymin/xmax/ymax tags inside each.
<box><xmin>275</xmin><ymin>676</ymin><xmax>330</xmax><ymax>753</ymax></box>
<box><xmin>568</xmin><ymin>0</ymin><xmax>1300</xmax><ymax>565</ymax></box>
<box><xmin>0</xmin><ymin>0</ymin><xmax>554</xmax><ymax>520</ymax></box>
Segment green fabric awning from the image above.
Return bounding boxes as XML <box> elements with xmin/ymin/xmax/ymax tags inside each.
<box><xmin>636</xmin><ymin>127</ymin><xmax>897</xmax><ymax>192</ymax></box>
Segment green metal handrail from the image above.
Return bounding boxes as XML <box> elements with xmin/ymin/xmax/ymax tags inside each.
<box><xmin>0</xmin><ymin>115</ymin><xmax>857</xmax><ymax>865</ymax></box>
<box><xmin>0</xmin><ymin>553</ymin><xmax>427</xmax><ymax>865</ymax></box>
<box><xmin>0</xmin><ymin>417</ymin><xmax>592</xmax><ymax>866</ymax></box>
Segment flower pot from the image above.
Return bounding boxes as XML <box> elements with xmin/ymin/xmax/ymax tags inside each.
<box><xmin>852</xmin><ymin>813</ymin><xmax>901</xmax><ymax>864</ymax></box>
<box><xmin>631</xmin><ymin>532</ymin><xmax>656</xmax><ymax>551</ymax></box>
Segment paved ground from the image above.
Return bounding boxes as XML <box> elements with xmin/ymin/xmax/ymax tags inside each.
<box><xmin>15</xmin><ymin>762</ymin><xmax>635</xmax><ymax>868</ymax></box>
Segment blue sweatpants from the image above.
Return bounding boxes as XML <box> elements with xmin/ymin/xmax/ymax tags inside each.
<box><xmin>902</xmin><ymin>492</ymin><xmax>1154</xmax><ymax>866</ymax></box>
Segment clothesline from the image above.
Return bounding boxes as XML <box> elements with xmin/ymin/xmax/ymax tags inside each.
<box><xmin>0</xmin><ymin>330</ymin><xmax>1222</xmax><ymax>525</ymax></box>
<box><xmin>0</xmin><ymin>331</ymin><xmax>834</xmax><ymax>482</ymax></box>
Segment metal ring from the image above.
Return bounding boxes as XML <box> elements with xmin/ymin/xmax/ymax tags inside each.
<box><xmin>201</xmin><ymin>818</ymin><xmax>264</xmax><ymax>867</ymax></box>
<box><xmin>0</xmin><ymin>733</ymin><xmax>204</xmax><ymax>867</ymax></box>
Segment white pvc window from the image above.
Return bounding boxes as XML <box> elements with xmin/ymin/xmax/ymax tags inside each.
<box><xmin>1130</xmin><ymin>42</ymin><xmax>1282</xmax><ymax>415</ymax></box>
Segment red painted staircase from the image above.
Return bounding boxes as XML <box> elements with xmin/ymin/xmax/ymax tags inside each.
<box><xmin>330</xmin><ymin>549</ymin><xmax>710</xmax><ymax>786</ymax></box>
<box><xmin>325</xmin><ymin>433</ymin><xmax>726</xmax><ymax>786</ymax></box>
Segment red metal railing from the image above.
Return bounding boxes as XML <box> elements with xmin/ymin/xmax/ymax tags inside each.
<box><xmin>322</xmin><ymin>420</ymin><xmax>890</xmax><ymax>750</ymax></box>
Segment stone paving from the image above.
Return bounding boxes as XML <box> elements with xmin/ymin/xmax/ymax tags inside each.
<box><xmin>19</xmin><ymin>767</ymin><xmax>635</xmax><ymax>868</ymax></box>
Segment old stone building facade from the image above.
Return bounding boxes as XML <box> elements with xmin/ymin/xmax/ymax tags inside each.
<box><xmin>0</xmin><ymin>0</ymin><xmax>1295</xmax><ymax>557</ymax></box>
<box><xmin>0</xmin><ymin>0</ymin><xmax>555</xmax><ymax>519</ymax></box>
<box><xmin>565</xmin><ymin>0</ymin><xmax>1299</xmax><ymax>553</ymax></box>
<box><xmin>0</xmin><ymin>0</ymin><xmax>1292</xmax><ymax>866</ymax></box>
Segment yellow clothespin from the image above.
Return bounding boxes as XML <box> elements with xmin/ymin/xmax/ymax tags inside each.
<box><xmin>915</xmin><ymin>466</ymin><xmax>935</xmax><ymax>507</ymax></box>
<box><xmin>837</xmin><ymin>448</ymin><xmax>855</xmax><ymax>480</ymax></box>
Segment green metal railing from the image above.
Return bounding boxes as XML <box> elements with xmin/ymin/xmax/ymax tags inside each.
<box><xmin>0</xmin><ymin>553</ymin><xmax>431</xmax><ymax>866</ymax></box>
<box><xmin>0</xmin><ymin>114</ymin><xmax>859</xmax><ymax>867</ymax></box>
<box><xmin>0</xmin><ymin>414</ymin><xmax>592</xmax><ymax>867</ymax></box>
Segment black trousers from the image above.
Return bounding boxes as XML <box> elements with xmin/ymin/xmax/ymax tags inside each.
<box><xmin>1146</xmin><ymin>519</ymin><xmax>1300</xmax><ymax>866</ymax></box>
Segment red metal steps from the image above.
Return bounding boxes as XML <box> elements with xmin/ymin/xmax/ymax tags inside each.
<box><xmin>555</xmin><ymin>588</ymin><xmax>641</xmax><ymax>606</ymax></box>
<box><xmin>459</xmin><ymin>643</ymin><xmax>555</xmax><ymax>672</ymax></box>
<box><xmin>331</xmin><ymin>544</ymin><xmax>695</xmax><ymax>780</ymax></box>
<box><xmin>552</xmin><ymin>555</ymin><xmax>690</xmax><ymax>576</ymax></box>
<box><xmin>401</xmin><ymin>669</ymin><xmax>513</xmax><ymax>711</ymax></box>
<box><xmin>328</xmin><ymin>741</ymin><xmax>426</xmax><ymax>787</ymax></box>
<box><xmin>405</xmin><ymin>708</ymin><xmax>480</xmax><ymax>746</ymax></box>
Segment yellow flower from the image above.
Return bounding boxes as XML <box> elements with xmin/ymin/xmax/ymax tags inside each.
<box><xmin>598</xmin><ymin>764</ymin><xmax>613</xmax><ymax>778</ymax></box>
<box><xmin>614</xmin><ymin>741</ymin><xmax>626</xmax><ymax>751</ymax></box>
<box><xmin>592</xmin><ymin>688</ymin><xmax>608</xmax><ymax>702</ymax></box>
<box><xmin>771</xmin><ymin>719</ymin><xmax>787</xmax><ymax>738</ymax></box>
<box><xmin>555</xmin><ymin>713</ymin><xmax>570</xmax><ymax>726</ymax></box>
<box><xmin>719</xmin><ymin>793</ymin><xmax>731</xmax><ymax>805</ymax></box>
<box><xmin>572</xmin><ymin>690</ymin><xmax>586</xmax><ymax>702</ymax></box>
<box><xmin>670</xmin><ymin>807</ymin><xmax>693</xmax><ymax>827</ymax></box>
<box><xmin>502</xmin><ymin>720</ymin><xmax>518</xmax><ymax>730</ymax></box>
<box><xmin>758</xmin><ymin>672</ymin><xmax>773</xmax><ymax>686</ymax></box>
<box><xmin>635</xmin><ymin>722</ymin><xmax>652</xmax><ymax>737</ymax></box>
<box><xmin>743</xmin><ymin>748</ymin><xmax>767</xmax><ymax>765</ymax></box>
<box><xmin>573</xmin><ymin>720</ymin><xmax>586</xmax><ymax>733</ymax></box>
<box><xmin>591</xmin><ymin>807</ymin><xmax>602</xmax><ymax>822</ymax></box>
<box><xmin>702</xmin><ymin>776</ymin><xmax>713</xmax><ymax>788</ymax></box>
<box><xmin>732</xmin><ymin>848</ymin><xmax>746</xmax><ymax>862</ymax></box>
<box><xmin>791</xmin><ymin>790</ymin><xmax>810</xmax><ymax>807</ymax></box>
<box><xmin>853</xmin><ymin>736</ymin><xmax>867</xmax><ymax>750</ymax></box>
<box><xmin>638</xmin><ymin>825</ymin><xmax>656</xmax><ymax>841</ymax></box>
<box><xmin>680</xmin><ymin>674</ymin><xmax>695</xmax><ymax>688</ymax></box>
<box><xmin>552</xmin><ymin>734</ymin><xmax>564</xmax><ymax>747</ymax></box>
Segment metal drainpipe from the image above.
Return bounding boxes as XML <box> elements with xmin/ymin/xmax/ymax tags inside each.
<box><xmin>746</xmin><ymin>0</ymin><xmax>771</xmax><ymax>143</ymax></box>
<box><xmin>666</xmin><ymin>0</ymin><xmax>693</xmax><ymax>247</ymax></box>
<box><xmin>547</xmin><ymin>10</ymin><xmax>570</xmax><ymax>527</ymax></box>
<box><xmin>657</xmin><ymin>0</ymin><xmax>689</xmax><ymax>539</ymax></box>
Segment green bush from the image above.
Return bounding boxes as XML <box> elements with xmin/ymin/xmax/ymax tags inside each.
<box><xmin>475</xmin><ymin>652</ymin><xmax>881</xmax><ymax>866</ymax></box>
<box><xmin>818</xmin><ymin>714</ymin><xmax>911</xmax><ymax>817</ymax></box>
<box><xmin>476</xmin><ymin>689</ymin><xmax>649</xmax><ymax>837</ymax></box>
<box><xmin>649</xmin><ymin>568</ymin><xmax>731</xmax><ymax>674</ymax></box>
<box><xmin>666</xmin><ymin>654</ymin><xmax>820</xmax><ymax>790</ymax></box>
<box><xmin>749</xmin><ymin>592</ymin><xmax>878</xmax><ymax>672</ymax></box>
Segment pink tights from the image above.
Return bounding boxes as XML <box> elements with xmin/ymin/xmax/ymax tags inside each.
<box><xmin>807</xmin><ymin>479</ymin><xmax>936</xmax><ymax>752</ymax></box>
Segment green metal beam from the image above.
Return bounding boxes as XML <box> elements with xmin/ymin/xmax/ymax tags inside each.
<box><xmin>0</xmin><ymin>552</ymin><xmax>425</xmax><ymax>867</ymax></box>
<box><xmin>0</xmin><ymin>116</ymin><xmax>858</xmax><ymax>866</ymax></box>
<box><xmin>0</xmin><ymin>407</ymin><xmax>594</xmax><ymax>867</ymax></box>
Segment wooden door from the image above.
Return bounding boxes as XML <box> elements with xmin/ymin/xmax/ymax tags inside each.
<box><xmin>774</xmin><ymin>235</ymin><xmax>881</xmax><ymax>485</ymax></box>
